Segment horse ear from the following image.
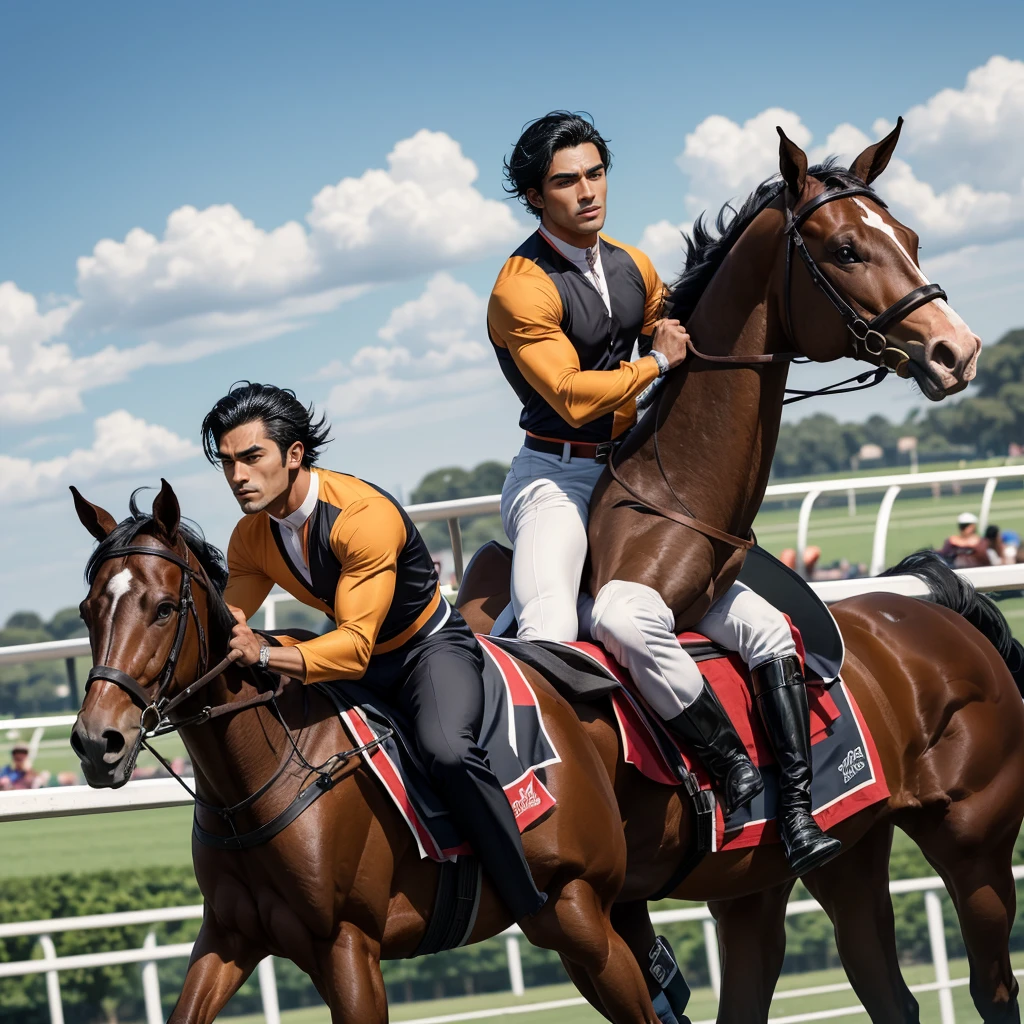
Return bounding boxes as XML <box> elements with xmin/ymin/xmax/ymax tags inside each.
<box><xmin>151</xmin><ymin>479</ymin><xmax>181</xmax><ymax>543</ymax></box>
<box><xmin>70</xmin><ymin>486</ymin><xmax>117</xmax><ymax>541</ymax></box>
<box><xmin>850</xmin><ymin>116</ymin><xmax>903</xmax><ymax>185</ymax></box>
<box><xmin>777</xmin><ymin>127</ymin><xmax>808</xmax><ymax>199</ymax></box>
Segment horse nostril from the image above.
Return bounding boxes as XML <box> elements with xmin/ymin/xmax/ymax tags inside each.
<box><xmin>102</xmin><ymin>729</ymin><xmax>126</xmax><ymax>759</ymax></box>
<box><xmin>70</xmin><ymin>729</ymin><xmax>87</xmax><ymax>760</ymax></box>
<box><xmin>932</xmin><ymin>341</ymin><xmax>959</xmax><ymax>372</ymax></box>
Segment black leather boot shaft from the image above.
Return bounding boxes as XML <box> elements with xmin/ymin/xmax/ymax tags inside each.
<box><xmin>754</xmin><ymin>657</ymin><xmax>841</xmax><ymax>875</ymax></box>
<box><xmin>667</xmin><ymin>680</ymin><xmax>763</xmax><ymax>815</ymax></box>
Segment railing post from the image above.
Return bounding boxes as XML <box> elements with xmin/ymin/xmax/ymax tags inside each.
<box><xmin>979</xmin><ymin>476</ymin><xmax>998</xmax><ymax>534</ymax></box>
<box><xmin>847</xmin><ymin>488</ymin><xmax>856</xmax><ymax>518</ymax></box>
<box><xmin>702</xmin><ymin>918</ymin><xmax>721</xmax><ymax>998</ymax></box>
<box><xmin>141</xmin><ymin>930</ymin><xmax>162</xmax><ymax>1024</ymax></box>
<box><xmin>263</xmin><ymin>597</ymin><xmax>277</xmax><ymax>632</ymax></box>
<box><xmin>258</xmin><ymin>956</ymin><xmax>281</xmax><ymax>1024</ymax></box>
<box><xmin>447</xmin><ymin>517</ymin><xmax>465</xmax><ymax>587</ymax></box>
<box><xmin>796</xmin><ymin>489</ymin><xmax>821</xmax><ymax>578</ymax></box>
<box><xmin>38</xmin><ymin>935</ymin><xmax>64</xmax><ymax>1024</ymax></box>
<box><xmin>505</xmin><ymin>934</ymin><xmax>525</xmax><ymax>996</ymax></box>
<box><xmin>925</xmin><ymin>890</ymin><xmax>955</xmax><ymax>1024</ymax></box>
<box><xmin>870</xmin><ymin>485</ymin><xmax>902</xmax><ymax>576</ymax></box>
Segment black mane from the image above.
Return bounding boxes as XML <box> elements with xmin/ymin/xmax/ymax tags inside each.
<box><xmin>664</xmin><ymin>159</ymin><xmax>879</xmax><ymax>323</ymax></box>
<box><xmin>85</xmin><ymin>488</ymin><xmax>234</xmax><ymax>636</ymax></box>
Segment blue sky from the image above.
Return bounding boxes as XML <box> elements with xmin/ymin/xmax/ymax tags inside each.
<box><xmin>2</xmin><ymin>0</ymin><xmax>1023</xmax><ymax>619</ymax></box>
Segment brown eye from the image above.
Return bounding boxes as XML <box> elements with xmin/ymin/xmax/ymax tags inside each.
<box><xmin>836</xmin><ymin>245</ymin><xmax>860</xmax><ymax>265</ymax></box>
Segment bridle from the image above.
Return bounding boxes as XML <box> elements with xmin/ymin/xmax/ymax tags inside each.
<box><xmin>607</xmin><ymin>180</ymin><xmax>950</xmax><ymax>551</ymax></box>
<box><xmin>782</xmin><ymin>182</ymin><xmax>947</xmax><ymax>374</ymax></box>
<box><xmin>83</xmin><ymin>539</ymin><xmax>388</xmax><ymax>850</ymax></box>
<box><xmin>86</xmin><ymin>544</ymin><xmax>234</xmax><ymax>736</ymax></box>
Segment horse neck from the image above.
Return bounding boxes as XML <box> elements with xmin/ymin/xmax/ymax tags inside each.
<box><xmin>175</xmin><ymin>594</ymin><xmax>287</xmax><ymax>810</ymax></box>
<box><xmin>650</xmin><ymin>206</ymin><xmax>790</xmax><ymax>536</ymax></box>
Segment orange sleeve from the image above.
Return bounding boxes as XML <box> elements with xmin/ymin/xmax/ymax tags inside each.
<box><xmin>223</xmin><ymin>523</ymin><xmax>274</xmax><ymax>622</ymax></box>
<box><xmin>488</xmin><ymin>262</ymin><xmax>659</xmax><ymax>429</ymax></box>
<box><xmin>295</xmin><ymin>498</ymin><xmax>406</xmax><ymax>684</ymax></box>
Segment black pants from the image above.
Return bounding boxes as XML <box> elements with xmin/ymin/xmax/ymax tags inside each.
<box><xmin>371</xmin><ymin>610</ymin><xmax>546</xmax><ymax>921</ymax></box>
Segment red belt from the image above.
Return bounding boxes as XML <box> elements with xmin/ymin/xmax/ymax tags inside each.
<box><xmin>524</xmin><ymin>433</ymin><xmax>615</xmax><ymax>462</ymax></box>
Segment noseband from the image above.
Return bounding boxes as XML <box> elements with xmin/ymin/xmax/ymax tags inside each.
<box><xmin>86</xmin><ymin>545</ymin><xmax>228</xmax><ymax>735</ymax></box>
<box><xmin>783</xmin><ymin>184</ymin><xmax>947</xmax><ymax>369</ymax></box>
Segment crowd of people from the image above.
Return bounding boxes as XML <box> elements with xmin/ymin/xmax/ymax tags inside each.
<box><xmin>0</xmin><ymin>743</ymin><xmax>193</xmax><ymax>790</ymax></box>
<box><xmin>937</xmin><ymin>513</ymin><xmax>1021</xmax><ymax>569</ymax></box>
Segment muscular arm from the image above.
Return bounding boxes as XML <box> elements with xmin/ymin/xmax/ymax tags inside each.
<box><xmin>488</xmin><ymin>268</ymin><xmax>659</xmax><ymax>429</ymax></box>
<box><xmin>224</xmin><ymin>527</ymin><xmax>274</xmax><ymax>620</ymax></box>
<box><xmin>295</xmin><ymin>499</ymin><xmax>405</xmax><ymax>684</ymax></box>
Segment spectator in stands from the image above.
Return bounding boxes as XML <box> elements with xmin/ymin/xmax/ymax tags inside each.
<box><xmin>985</xmin><ymin>525</ymin><xmax>1007</xmax><ymax>565</ymax></box>
<box><xmin>0</xmin><ymin>744</ymin><xmax>44</xmax><ymax>790</ymax></box>
<box><xmin>939</xmin><ymin>513</ymin><xmax>990</xmax><ymax>569</ymax></box>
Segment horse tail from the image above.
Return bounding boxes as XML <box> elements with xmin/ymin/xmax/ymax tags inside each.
<box><xmin>881</xmin><ymin>550</ymin><xmax>1024</xmax><ymax>696</ymax></box>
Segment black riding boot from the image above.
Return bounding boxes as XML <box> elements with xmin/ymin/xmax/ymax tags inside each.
<box><xmin>753</xmin><ymin>657</ymin><xmax>842</xmax><ymax>874</ymax></box>
<box><xmin>666</xmin><ymin>680</ymin><xmax>763</xmax><ymax>814</ymax></box>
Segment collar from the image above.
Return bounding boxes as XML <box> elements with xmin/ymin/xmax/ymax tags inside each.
<box><xmin>270</xmin><ymin>470</ymin><xmax>319</xmax><ymax>533</ymax></box>
<box><xmin>539</xmin><ymin>225</ymin><xmax>601</xmax><ymax>267</ymax></box>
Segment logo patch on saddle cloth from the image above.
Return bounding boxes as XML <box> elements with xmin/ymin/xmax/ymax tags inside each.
<box><xmin>558</xmin><ymin>631</ymin><xmax>888</xmax><ymax>854</ymax></box>
<box><xmin>325</xmin><ymin>637</ymin><xmax>560</xmax><ymax>862</ymax></box>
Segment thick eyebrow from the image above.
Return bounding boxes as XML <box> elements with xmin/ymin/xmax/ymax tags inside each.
<box><xmin>548</xmin><ymin>161</ymin><xmax>605</xmax><ymax>184</ymax></box>
<box><xmin>217</xmin><ymin>444</ymin><xmax>264</xmax><ymax>461</ymax></box>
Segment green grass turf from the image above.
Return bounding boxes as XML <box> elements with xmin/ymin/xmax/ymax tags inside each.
<box><xmin>153</xmin><ymin>951</ymin><xmax>1024</xmax><ymax>1023</ymax></box>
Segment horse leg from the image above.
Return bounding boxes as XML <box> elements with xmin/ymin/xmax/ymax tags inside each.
<box><xmin>167</xmin><ymin>917</ymin><xmax>262</xmax><ymax>1024</ymax></box>
<box><xmin>319</xmin><ymin>921</ymin><xmax>388</xmax><ymax>1024</ymax></box>
<box><xmin>800</xmin><ymin>821</ymin><xmax>919</xmax><ymax>1022</ymax></box>
<box><xmin>710</xmin><ymin>880</ymin><xmax>793</xmax><ymax>1024</ymax></box>
<box><xmin>522</xmin><ymin>879</ymin><xmax>659</xmax><ymax>1024</ymax></box>
<box><xmin>909</xmin><ymin>813</ymin><xmax>1021</xmax><ymax>1023</ymax></box>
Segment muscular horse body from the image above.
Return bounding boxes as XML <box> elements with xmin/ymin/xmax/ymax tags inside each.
<box><xmin>459</xmin><ymin>126</ymin><xmax>1022</xmax><ymax>1023</ymax></box>
<box><xmin>70</xmin><ymin>485</ymin><xmax>661</xmax><ymax>1024</ymax></box>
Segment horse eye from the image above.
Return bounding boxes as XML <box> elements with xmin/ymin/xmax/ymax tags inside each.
<box><xmin>835</xmin><ymin>245</ymin><xmax>860</xmax><ymax>265</ymax></box>
<box><xmin>156</xmin><ymin>602</ymin><xmax>176</xmax><ymax>621</ymax></box>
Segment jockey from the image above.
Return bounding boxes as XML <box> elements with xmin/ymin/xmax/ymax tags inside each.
<box><xmin>488</xmin><ymin>112</ymin><xmax>839</xmax><ymax>874</ymax></box>
<box><xmin>202</xmin><ymin>382</ymin><xmax>547</xmax><ymax>921</ymax></box>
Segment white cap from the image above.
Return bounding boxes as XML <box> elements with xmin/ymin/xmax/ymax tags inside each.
<box><xmin>958</xmin><ymin>512</ymin><xmax>978</xmax><ymax>527</ymax></box>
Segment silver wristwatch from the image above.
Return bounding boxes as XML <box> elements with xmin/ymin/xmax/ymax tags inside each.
<box><xmin>651</xmin><ymin>349</ymin><xmax>670</xmax><ymax>377</ymax></box>
<box><xmin>258</xmin><ymin>643</ymin><xmax>271</xmax><ymax>670</ymax></box>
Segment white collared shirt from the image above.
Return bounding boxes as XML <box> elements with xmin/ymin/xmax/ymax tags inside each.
<box><xmin>270</xmin><ymin>470</ymin><xmax>319</xmax><ymax>585</ymax></box>
<box><xmin>539</xmin><ymin>225</ymin><xmax>611</xmax><ymax>316</ymax></box>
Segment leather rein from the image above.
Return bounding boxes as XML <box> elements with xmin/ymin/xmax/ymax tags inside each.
<box><xmin>85</xmin><ymin>541</ymin><xmax>387</xmax><ymax>849</ymax></box>
<box><xmin>607</xmin><ymin>183</ymin><xmax>949</xmax><ymax>553</ymax></box>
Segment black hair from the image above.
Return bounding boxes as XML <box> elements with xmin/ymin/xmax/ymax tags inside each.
<box><xmin>985</xmin><ymin>524</ymin><xmax>1000</xmax><ymax>542</ymax></box>
<box><xmin>85</xmin><ymin>489</ymin><xmax>235</xmax><ymax>637</ymax></box>
<box><xmin>503</xmin><ymin>111</ymin><xmax>612</xmax><ymax>219</ymax></box>
<box><xmin>665</xmin><ymin>160</ymin><xmax>882</xmax><ymax>324</ymax></box>
<box><xmin>200</xmin><ymin>382</ymin><xmax>331</xmax><ymax>468</ymax></box>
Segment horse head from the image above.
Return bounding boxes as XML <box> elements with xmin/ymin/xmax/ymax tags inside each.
<box><xmin>69</xmin><ymin>480</ymin><xmax>226</xmax><ymax>788</ymax></box>
<box><xmin>775</xmin><ymin>119</ymin><xmax>980</xmax><ymax>399</ymax></box>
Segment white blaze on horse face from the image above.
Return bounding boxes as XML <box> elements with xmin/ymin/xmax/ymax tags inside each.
<box><xmin>852</xmin><ymin>199</ymin><xmax>966</xmax><ymax>329</ymax></box>
<box><xmin>106</xmin><ymin>568</ymin><xmax>133</xmax><ymax>619</ymax></box>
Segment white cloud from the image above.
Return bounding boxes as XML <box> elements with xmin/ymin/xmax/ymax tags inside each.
<box><xmin>320</xmin><ymin>272</ymin><xmax>502</xmax><ymax>433</ymax></box>
<box><xmin>0</xmin><ymin>410</ymin><xmax>198</xmax><ymax>505</ymax></box>
<box><xmin>3</xmin><ymin>130</ymin><xmax>523</xmax><ymax>425</ymax></box>
<box><xmin>644</xmin><ymin>56</ymin><xmax>1024</xmax><ymax>274</ymax></box>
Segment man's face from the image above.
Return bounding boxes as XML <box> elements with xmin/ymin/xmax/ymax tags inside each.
<box><xmin>216</xmin><ymin>420</ymin><xmax>303</xmax><ymax>515</ymax></box>
<box><xmin>11</xmin><ymin>750</ymin><xmax>27</xmax><ymax>769</ymax></box>
<box><xmin>528</xmin><ymin>142</ymin><xmax>607</xmax><ymax>238</ymax></box>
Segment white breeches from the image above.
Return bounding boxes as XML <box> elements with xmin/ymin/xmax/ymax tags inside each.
<box><xmin>500</xmin><ymin>446</ymin><xmax>605</xmax><ymax>642</ymax></box>
<box><xmin>588</xmin><ymin>579</ymin><xmax>797</xmax><ymax>720</ymax></box>
<box><xmin>501</xmin><ymin>446</ymin><xmax>797</xmax><ymax>719</ymax></box>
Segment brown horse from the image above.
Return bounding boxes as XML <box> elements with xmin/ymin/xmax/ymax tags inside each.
<box><xmin>458</xmin><ymin>125</ymin><xmax>1024</xmax><ymax>1023</ymax></box>
<box><xmin>69</xmin><ymin>483</ymin><xmax>665</xmax><ymax>1024</ymax></box>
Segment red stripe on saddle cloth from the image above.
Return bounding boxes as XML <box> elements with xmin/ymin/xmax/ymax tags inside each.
<box><xmin>340</xmin><ymin>640</ymin><xmax>557</xmax><ymax>862</ymax></box>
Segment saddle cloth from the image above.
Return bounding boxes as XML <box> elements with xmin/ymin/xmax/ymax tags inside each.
<box><xmin>493</xmin><ymin>624</ymin><xmax>889</xmax><ymax>853</ymax></box>
<box><xmin>320</xmin><ymin>635</ymin><xmax>560</xmax><ymax>862</ymax></box>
